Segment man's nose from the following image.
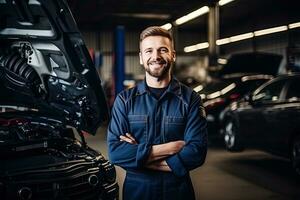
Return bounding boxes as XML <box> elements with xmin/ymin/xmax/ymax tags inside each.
<box><xmin>152</xmin><ymin>50</ymin><xmax>161</xmax><ymax>60</ymax></box>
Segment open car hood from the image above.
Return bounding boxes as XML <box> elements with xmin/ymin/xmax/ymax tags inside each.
<box><xmin>219</xmin><ymin>52</ymin><xmax>283</xmax><ymax>76</ymax></box>
<box><xmin>0</xmin><ymin>0</ymin><xmax>109</xmax><ymax>135</ymax></box>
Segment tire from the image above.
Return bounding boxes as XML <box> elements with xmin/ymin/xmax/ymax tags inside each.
<box><xmin>224</xmin><ymin>118</ymin><xmax>244</xmax><ymax>152</ymax></box>
<box><xmin>291</xmin><ymin>136</ymin><xmax>300</xmax><ymax>176</ymax></box>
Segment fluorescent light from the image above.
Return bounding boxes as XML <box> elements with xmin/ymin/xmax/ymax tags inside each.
<box><xmin>184</xmin><ymin>44</ymin><xmax>199</xmax><ymax>53</ymax></box>
<box><xmin>221</xmin><ymin>83</ymin><xmax>236</xmax><ymax>94</ymax></box>
<box><xmin>184</xmin><ymin>42</ymin><xmax>209</xmax><ymax>52</ymax></box>
<box><xmin>207</xmin><ymin>92</ymin><xmax>222</xmax><ymax>99</ymax></box>
<box><xmin>175</xmin><ymin>6</ymin><xmax>209</xmax><ymax>25</ymax></box>
<box><xmin>161</xmin><ymin>23</ymin><xmax>172</xmax><ymax>30</ymax></box>
<box><xmin>218</xmin><ymin>0</ymin><xmax>235</xmax><ymax>6</ymax></box>
<box><xmin>193</xmin><ymin>85</ymin><xmax>204</xmax><ymax>92</ymax></box>
<box><xmin>198</xmin><ymin>83</ymin><xmax>236</xmax><ymax>100</ymax></box>
<box><xmin>184</xmin><ymin>23</ymin><xmax>291</xmax><ymax>53</ymax></box>
<box><xmin>216</xmin><ymin>38</ymin><xmax>230</xmax><ymax>45</ymax></box>
<box><xmin>200</xmin><ymin>94</ymin><xmax>206</xmax><ymax>100</ymax></box>
<box><xmin>196</xmin><ymin>42</ymin><xmax>209</xmax><ymax>49</ymax></box>
<box><xmin>230</xmin><ymin>32</ymin><xmax>254</xmax><ymax>42</ymax></box>
<box><xmin>288</xmin><ymin>22</ymin><xmax>300</xmax><ymax>29</ymax></box>
<box><xmin>217</xmin><ymin>58</ymin><xmax>227</xmax><ymax>65</ymax></box>
<box><xmin>254</xmin><ymin>25</ymin><xmax>288</xmax><ymax>37</ymax></box>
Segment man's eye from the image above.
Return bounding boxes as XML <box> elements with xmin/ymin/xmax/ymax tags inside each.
<box><xmin>160</xmin><ymin>48</ymin><xmax>168</xmax><ymax>53</ymax></box>
<box><xmin>145</xmin><ymin>50</ymin><xmax>152</xmax><ymax>54</ymax></box>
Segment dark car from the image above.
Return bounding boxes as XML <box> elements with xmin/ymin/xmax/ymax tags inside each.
<box><xmin>0</xmin><ymin>0</ymin><xmax>118</xmax><ymax>199</ymax></box>
<box><xmin>220</xmin><ymin>74</ymin><xmax>300</xmax><ymax>175</ymax></box>
<box><xmin>196</xmin><ymin>73</ymin><xmax>273</xmax><ymax>140</ymax></box>
<box><xmin>219</xmin><ymin>52</ymin><xmax>283</xmax><ymax>76</ymax></box>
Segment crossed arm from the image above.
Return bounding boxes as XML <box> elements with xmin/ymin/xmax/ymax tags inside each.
<box><xmin>120</xmin><ymin>133</ymin><xmax>185</xmax><ymax>172</ymax></box>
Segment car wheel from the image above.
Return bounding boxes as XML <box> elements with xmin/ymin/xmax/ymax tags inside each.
<box><xmin>291</xmin><ymin>136</ymin><xmax>300</xmax><ymax>176</ymax></box>
<box><xmin>224</xmin><ymin>119</ymin><xmax>243</xmax><ymax>152</ymax></box>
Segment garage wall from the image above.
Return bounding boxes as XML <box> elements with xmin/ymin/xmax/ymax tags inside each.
<box><xmin>82</xmin><ymin>30</ymin><xmax>199</xmax><ymax>82</ymax></box>
<box><xmin>82</xmin><ymin>28</ymin><xmax>300</xmax><ymax>81</ymax></box>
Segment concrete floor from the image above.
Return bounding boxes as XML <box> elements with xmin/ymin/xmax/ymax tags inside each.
<box><xmin>86</xmin><ymin>126</ymin><xmax>300</xmax><ymax>200</ymax></box>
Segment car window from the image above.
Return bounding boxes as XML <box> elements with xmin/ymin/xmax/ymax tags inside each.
<box><xmin>252</xmin><ymin>79</ymin><xmax>286</xmax><ymax>102</ymax></box>
<box><xmin>285</xmin><ymin>78</ymin><xmax>300</xmax><ymax>102</ymax></box>
<box><xmin>243</xmin><ymin>79</ymin><xmax>271</xmax><ymax>93</ymax></box>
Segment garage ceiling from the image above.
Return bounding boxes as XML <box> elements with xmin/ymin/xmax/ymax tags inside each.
<box><xmin>67</xmin><ymin>0</ymin><xmax>300</xmax><ymax>36</ymax></box>
<box><xmin>67</xmin><ymin>0</ymin><xmax>210</xmax><ymax>30</ymax></box>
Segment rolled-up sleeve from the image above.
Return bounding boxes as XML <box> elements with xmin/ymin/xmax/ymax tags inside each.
<box><xmin>166</xmin><ymin>92</ymin><xmax>208</xmax><ymax>177</ymax></box>
<box><xmin>107</xmin><ymin>94</ymin><xmax>151</xmax><ymax>170</ymax></box>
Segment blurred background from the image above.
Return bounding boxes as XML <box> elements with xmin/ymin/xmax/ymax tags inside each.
<box><xmin>67</xmin><ymin>0</ymin><xmax>300</xmax><ymax>199</ymax></box>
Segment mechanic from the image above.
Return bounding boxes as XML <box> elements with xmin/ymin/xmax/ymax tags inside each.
<box><xmin>107</xmin><ymin>26</ymin><xmax>207</xmax><ymax>200</ymax></box>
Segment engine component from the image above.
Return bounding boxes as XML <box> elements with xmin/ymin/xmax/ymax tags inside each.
<box><xmin>0</xmin><ymin>51</ymin><xmax>43</xmax><ymax>97</ymax></box>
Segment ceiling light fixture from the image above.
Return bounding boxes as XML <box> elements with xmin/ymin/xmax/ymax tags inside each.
<box><xmin>175</xmin><ymin>6</ymin><xmax>209</xmax><ymax>25</ymax></box>
<box><xmin>289</xmin><ymin>22</ymin><xmax>300</xmax><ymax>29</ymax></box>
<box><xmin>254</xmin><ymin>25</ymin><xmax>288</xmax><ymax>37</ymax></box>
<box><xmin>216</xmin><ymin>38</ymin><xmax>230</xmax><ymax>45</ymax></box>
<box><xmin>230</xmin><ymin>32</ymin><xmax>254</xmax><ymax>42</ymax></box>
<box><xmin>217</xmin><ymin>58</ymin><xmax>228</xmax><ymax>65</ymax></box>
<box><xmin>184</xmin><ymin>42</ymin><xmax>209</xmax><ymax>52</ymax></box>
<box><xmin>193</xmin><ymin>85</ymin><xmax>204</xmax><ymax>92</ymax></box>
<box><xmin>160</xmin><ymin>23</ymin><xmax>172</xmax><ymax>30</ymax></box>
<box><xmin>218</xmin><ymin>0</ymin><xmax>235</xmax><ymax>6</ymax></box>
<box><xmin>184</xmin><ymin>21</ymin><xmax>300</xmax><ymax>52</ymax></box>
<box><xmin>171</xmin><ymin>0</ymin><xmax>235</xmax><ymax>27</ymax></box>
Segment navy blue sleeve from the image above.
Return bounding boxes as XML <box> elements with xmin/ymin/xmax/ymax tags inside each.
<box><xmin>107</xmin><ymin>94</ymin><xmax>151</xmax><ymax>170</ymax></box>
<box><xmin>166</xmin><ymin>92</ymin><xmax>208</xmax><ymax>177</ymax></box>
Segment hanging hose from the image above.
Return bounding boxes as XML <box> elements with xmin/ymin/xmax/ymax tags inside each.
<box><xmin>0</xmin><ymin>51</ymin><xmax>42</xmax><ymax>96</ymax></box>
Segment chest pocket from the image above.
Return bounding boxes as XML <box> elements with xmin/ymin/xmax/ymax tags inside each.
<box><xmin>128</xmin><ymin>115</ymin><xmax>148</xmax><ymax>143</ymax></box>
<box><xmin>164</xmin><ymin>116</ymin><xmax>186</xmax><ymax>141</ymax></box>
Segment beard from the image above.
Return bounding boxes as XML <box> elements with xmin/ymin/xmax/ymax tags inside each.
<box><xmin>144</xmin><ymin>58</ymin><xmax>173</xmax><ymax>80</ymax></box>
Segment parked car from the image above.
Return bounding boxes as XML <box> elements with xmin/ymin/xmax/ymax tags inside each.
<box><xmin>220</xmin><ymin>74</ymin><xmax>300</xmax><ymax>175</ymax></box>
<box><xmin>0</xmin><ymin>0</ymin><xmax>118</xmax><ymax>199</ymax></box>
<box><xmin>196</xmin><ymin>73</ymin><xmax>273</xmax><ymax>140</ymax></box>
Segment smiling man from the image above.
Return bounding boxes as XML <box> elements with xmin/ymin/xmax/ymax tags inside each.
<box><xmin>107</xmin><ymin>26</ymin><xmax>208</xmax><ymax>200</ymax></box>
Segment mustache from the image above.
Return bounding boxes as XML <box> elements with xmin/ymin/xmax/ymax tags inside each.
<box><xmin>147</xmin><ymin>60</ymin><xmax>167</xmax><ymax>65</ymax></box>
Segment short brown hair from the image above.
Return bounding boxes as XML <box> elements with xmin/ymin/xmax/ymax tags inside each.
<box><xmin>139</xmin><ymin>26</ymin><xmax>173</xmax><ymax>45</ymax></box>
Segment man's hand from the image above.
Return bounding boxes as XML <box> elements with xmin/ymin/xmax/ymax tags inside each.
<box><xmin>119</xmin><ymin>133</ymin><xmax>185</xmax><ymax>172</ymax></box>
<box><xmin>164</xmin><ymin>141</ymin><xmax>186</xmax><ymax>155</ymax></box>
<box><xmin>120</xmin><ymin>133</ymin><xmax>137</xmax><ymax>144</ymax></box>
<box><xmin>147</xmin><ymin>141</ymin><xmax>185</xmax><ymax>163</ymax></box>
<box><xmin>145</xmin><ymin>160</ymin><xmax>171</xmax><ymax>172</ymax></box>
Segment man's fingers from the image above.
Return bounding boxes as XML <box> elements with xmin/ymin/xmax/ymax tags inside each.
<box><xmin>120</xmin><ymin>135</ymin><xmax>137</xmax><ymax>144</ymax></box>
<box><xmin>173</xmin><ymin>140</ymin><xmax>186</xmax><ymax>147</ymax></box>
<box><xmin>120</xmin><ymin>135</ymin><xmax>134</xmax><ymax>144</ymax></box>
<box><xmin>126</xmin><ymin>133</ymin><xmax>136</xmax><ymax>142</ymax></box>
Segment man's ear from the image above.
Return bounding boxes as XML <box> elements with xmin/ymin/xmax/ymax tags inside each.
<box><xmin>172</xmin><ymin>51</ymin><xmax>176</xmax><ymax>62</ymax></box>
<box><xmin>139</xmin><ymin>52</ymin><xmax>143</xmax><ymax>65</ymax></box>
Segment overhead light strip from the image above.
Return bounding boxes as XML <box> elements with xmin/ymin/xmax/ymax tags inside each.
<box><xmin>184</xmin><ymin>22</ymin><xmax>300</xmax><ymax>52</ymax></box>
<box><xmin>184</xmin><ymin>42</ymin><xmax>209</xmax><ymax>52</ymax></box>
<box><xmin>218</xmin><ymin>0</ymin><xmax>235</xmax><ymax>6</ymax></box>
<box><xmin>160</xmin><ymin>23</ymin><xmax>172</xmax><ymax>30</ymax></box>
<box><xmin>216</xmin><ymin>38</ymin><xmax>230</xmax><ymax>45</ymax></box>
<box><xmin>229</xmin><ymin>32</ymin><xmax>254</xmax><ymax>42</ymax></box>
<box><xmin>162</xmin><ymin>0</ymin><xmax>235</xmax><ymax>28</ymax></box>
<box><xmin>289</xmin><ymin>22</ymin><xmax>300</xmax><ymax>29</ymax></box>
<box><xmin>254</xmin><ymin>25</ymin><xmax>288</xmax><ymax>36</ymax></box>
<box><xmin>175</xmin><ymin>6</ymin><xmax>209</xmax><ymax>25</ymax></box>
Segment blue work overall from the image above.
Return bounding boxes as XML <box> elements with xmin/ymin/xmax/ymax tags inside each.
<box><xmin>107</xmin><ymin>77</ymin><xmax>207</xmax><ymax>200</ymax></box>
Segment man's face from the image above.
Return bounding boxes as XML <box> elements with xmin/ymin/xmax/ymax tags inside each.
<box><xmin>139</xmin><ymin>36</ymin><xmax>176</xmax><ymax>79</ymax></box>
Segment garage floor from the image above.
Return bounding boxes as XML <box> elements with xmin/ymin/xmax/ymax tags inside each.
<box><xmin>86</xmin><ymin>126</ymin><xmax>300</xmax><ymax>200</ymax></box>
